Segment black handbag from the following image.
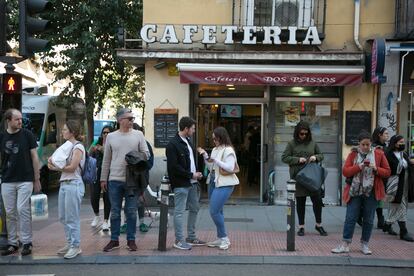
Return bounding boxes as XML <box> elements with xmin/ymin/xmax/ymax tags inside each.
<box><xmin>296</xmin><ymin>162</ymin><xmax>328</xmax><ymax>192</ymax></box>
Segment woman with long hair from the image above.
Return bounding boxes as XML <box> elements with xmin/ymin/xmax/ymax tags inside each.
<box><xmin>371</xmin><ymin>127</ymin><xmax>389</xmax><ymax>229</ymax></box>
<box><xmin>198</xmin><ymin>126</ymin><xmax>239</xmax><ymax>250</ymax></box>
<box><xmin>281</xmin><ymin>121</ymin><xmax>326</xmax><ymax>236</ymax></box>
<box><xmin>48</xmin><ymin>120</ymin><xmax>85</xmax><ymax>259</ymax></box>
<box><xmin>89</xmin><ymin>125</ymin><xmax>113</xmax><ymax>231</ymax></box>
<box><xmin>332</xmin><ymin>131</ymin><xmax>390</xmax><ymax>255</ymax></box>
<box><xmin>383</xmin><ymin>135</ymin><xmax>414</xmax><ymax>242</ymax></box>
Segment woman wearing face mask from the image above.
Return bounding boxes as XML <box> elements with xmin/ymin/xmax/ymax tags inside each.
<box><xmin>383</xmin><ymin>135</ymin><xmax>414</xmax><ymax>242</ymax></box>
<box><xmin>332</xmin><ymin>131</ymin><xmax>390</xmax><ymax>255</ymax></box>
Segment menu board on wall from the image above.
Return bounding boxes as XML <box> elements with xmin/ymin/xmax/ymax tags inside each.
<box><xmin>154</xmin><ymin>108</ymin><xmax>178</xmax><ymax>148</ymax></box>
<box><xmin>345</xmin><ymin>111</ymin><xmax>371</xmax><ymax>145</ymax></box>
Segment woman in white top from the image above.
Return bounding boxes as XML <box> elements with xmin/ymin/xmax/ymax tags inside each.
<box><xmin>48</xmin><ymin>120</ymin><xmax>85</xmax><ymax>259</ymax></box>
<box><xmin>198</xmin><ymin>127</ymin><xmax>239</xmax><ymax>250</ymax></box>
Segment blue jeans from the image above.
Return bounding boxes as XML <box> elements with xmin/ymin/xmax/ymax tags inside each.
<box><xmin>173</xmin><ymin>183</ymin><xmax>200</xmax><ymax>242</ymax></box>
<box><xmin>343</xmin><ymin>192</ymin><xmax>377</xmax><ymax>243</ymax></box>
<box><xmin>209</xmin><ymin>181</ymin><xmax>234</xmax><ymax>238</ymax></box>
<box><xmin>108</xmin><ymin>181</ymin><xmax>138</xmax><ymax>241</ymax></box>
<box><xmin>58</xmin><ymin>179</ymin><xmax>85</xmax><ymax>247</ymax></box>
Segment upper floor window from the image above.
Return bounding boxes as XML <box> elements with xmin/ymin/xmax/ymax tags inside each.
<box><xmin>242</xmin><ymin>0</ymin><xmax>314</xmax><ymax>28</ymax></box>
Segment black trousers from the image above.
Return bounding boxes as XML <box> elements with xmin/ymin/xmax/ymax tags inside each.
<box><xmin>90</xmin><ymin>179</ymin><xmax>111</xmax><ymax>220</ymax></box>
<box><xmin>296</xmin><ymin>195</ymin><xmax>323</xmax><ymax>225</ymax></box>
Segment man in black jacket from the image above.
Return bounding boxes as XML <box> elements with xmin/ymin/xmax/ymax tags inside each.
<box><xmin>166</xmin><ymin>116</ymin><xmax>205</xmax><ymax>250</ymax></box>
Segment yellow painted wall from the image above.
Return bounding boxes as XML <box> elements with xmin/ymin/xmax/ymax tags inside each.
<box><xmin>143</xmin><ymin>0</ymin><xmax>232</xmax><ymax>25</ymax></box>
<box><xmin>342</xmin><ymin>83</ymin><xmax>377</xmax><ymax>160</ymax></box>
<box><xmin>143</xmin><ymin>0</ymin><xmax>395</xmax><ymax>50</ymax></box>
<box><xmin>145</xmin><ymin>61</ymin><xmax>190</xmax><ymax>155</ymax></box>
<box><xmin>324</xmin><ymin>0</ymin><xmax>395</xmax><ymax>50</ymax></box>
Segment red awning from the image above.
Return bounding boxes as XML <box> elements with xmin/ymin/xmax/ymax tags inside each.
<box><xmin>177</xmin><ymin>63</ymin><xmax>364</xmax><ymax>86</ymax></box>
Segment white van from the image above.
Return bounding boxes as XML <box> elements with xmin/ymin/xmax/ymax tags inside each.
<box><xmin>22</xmin><ymin>94</ymin><xmax>87</xmax><ymax>192</ymax></box>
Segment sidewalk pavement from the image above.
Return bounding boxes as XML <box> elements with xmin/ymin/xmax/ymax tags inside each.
<box><xmin>1</xmin><ymin>194</ymin><xmax>414</xmax><ymax>267</ymax></box>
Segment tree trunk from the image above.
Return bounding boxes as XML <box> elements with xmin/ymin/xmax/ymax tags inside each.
<box><xmin>83</xmin><ymin>71</ymin><xmax>95</xmax><ymax>147</ymax></box>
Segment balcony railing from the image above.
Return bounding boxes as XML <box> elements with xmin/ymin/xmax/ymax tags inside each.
<box><xmin>232</xmin><ymin>0</ymin><xmax>326</xmax><ymax>36</ymax></box>
<box><xmin>395</xmin><ymin>0</ymin><xmax>414</xmax><ymax>39</ymax></box>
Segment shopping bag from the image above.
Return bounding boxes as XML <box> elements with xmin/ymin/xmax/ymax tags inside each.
<box><xmin>295</xmin><ymin>162</ymin><xmax>328</xmax><ymax>192</ymax></box>
<box><xmin>385</xmin><ymin>175</ymin><xmax>399</xmax><ymax>202</ymax></box>
<box><xmin>31</xmin><ymin>194</ymin><xmax>48</xmax><ymax>221</ymax></box>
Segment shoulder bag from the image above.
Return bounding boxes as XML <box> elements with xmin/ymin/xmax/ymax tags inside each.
<box><xmin>296</xmin><ymin>162</ymin><xmax>328</xmax><ymax>192</ymax></box>
<box><xmin>219</xmin><ymin>147</ymin><xmax>240</xmax><ymax>176</ymax></box>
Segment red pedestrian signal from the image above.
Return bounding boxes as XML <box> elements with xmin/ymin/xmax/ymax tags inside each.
<box><xmin>2</xmin><ymin>73</ymin><xmax>22</xmax><ymax>93</ymax></box>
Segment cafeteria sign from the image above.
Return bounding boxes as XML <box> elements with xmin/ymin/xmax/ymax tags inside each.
<box><xmin>140</xmin><ymin>24</ymin><xmax>321</xmax><ymax>45</ymax></box>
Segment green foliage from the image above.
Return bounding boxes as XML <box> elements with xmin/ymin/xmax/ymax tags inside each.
<box><xmin>39</xmin><ymin>0</ymin><xmax>143</xmax><ymax>113</ymax></box>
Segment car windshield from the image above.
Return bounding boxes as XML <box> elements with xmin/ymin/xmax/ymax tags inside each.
<box><xmin>94</xmin><ymin>120</ymin><xmax>116</xmax><ymax>137</ymax></box>
<box><xmin>23</xmin><ymin>113</ymin><xmax>45</xmax><ymax>142</ymax></box>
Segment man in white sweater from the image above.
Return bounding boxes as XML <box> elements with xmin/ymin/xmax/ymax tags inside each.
<box><xmin>100</xmin><ymin>108</ymin><xmax>149</xmax><ymax>252</ymax></box>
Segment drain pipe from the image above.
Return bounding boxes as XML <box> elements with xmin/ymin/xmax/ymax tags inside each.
<box><xmin>354</xmin><ymin>0</ymin><xmax>363</xmax><ymax>51</ymax></box>
<box><xmin>398</xmin><ymin>51</ymin><xmax>410</xmax><ymax>102</ymax></box>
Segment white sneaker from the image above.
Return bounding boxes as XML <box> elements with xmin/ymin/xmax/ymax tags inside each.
<box><xmin>331</xmin><ymin>243</ymin><xmax>350</xmax><ymax>254</ymax></box>
<box><xmin>64</xmin><ymin>247</ymin><xmax>82</xmax><ymax>259</ymax></box>
<box><xmin>57</xmin><ymin>244</ymin><xmax>70</xmax><ymax>255</ymax></box>
<box><xmin>91</xmin><ymin>216</ymin><xmax>100</xmax><ymax>227</ymax></box>
<box><xmin>360</xmin><ymin>243</ymin><xmax>372</xmax><ymax>255</ymax></box>
<box><xmin>207</xmin><ymin>238</ymin><xmax>222</xmax><ymax>248</ymax></box>
<box><xmin>102</xmin><ymin>220</ymin><xmax>110</xmax><ymax>231</ymax></box>
<box><xmin>207</xmin><ymin>237</ymin><xmax>230</xmax><ymax>250</ymax></box>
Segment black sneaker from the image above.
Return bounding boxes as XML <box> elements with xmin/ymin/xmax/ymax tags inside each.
<box><xmin>21</xmin><ymin>243</ymin><xmax>33</xmax><ymax>256</ymax></box>
<box><xmin>1</xmin><ymin>245</ymin><xmax>19</xmax><ymax>256</ymax></box>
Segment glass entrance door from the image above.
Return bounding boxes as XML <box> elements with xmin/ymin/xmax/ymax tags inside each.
<box><xmin>196</xmin><ymin>104</ymin><xmax>263</xmax><ymax>199</ymax></box>
<box><xmin>274</xmin><ymin>97</ymin><xmax>341</xmax><ymax>205</ymax></box>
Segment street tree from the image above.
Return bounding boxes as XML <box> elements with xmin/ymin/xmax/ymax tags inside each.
<box><xmin>11</xmin><ymin>0</ymin><xmax>143</xmax><ymax>144</ymax></box>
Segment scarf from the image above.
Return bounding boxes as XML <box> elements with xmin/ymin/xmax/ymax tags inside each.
<box><xmin>349</xmin><ymin>148</ymin><xmax>375</xmax><ymax>197</ymax></box>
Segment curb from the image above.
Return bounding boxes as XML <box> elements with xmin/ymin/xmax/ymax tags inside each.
<box><xmin>1</xmin><ymin>255</ymin><xmax>414</xmax><ymax>268</ymax></box>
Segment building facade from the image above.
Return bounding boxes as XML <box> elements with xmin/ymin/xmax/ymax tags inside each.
<box><xmin>118</xmin><ymin>0</ymin><xmax>407</xmax><ymax>205</ymax></box>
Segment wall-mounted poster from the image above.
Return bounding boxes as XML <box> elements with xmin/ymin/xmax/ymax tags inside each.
<box><xmin>315</xmin><ymin>105</ymin><xmax>331</xmax><ymax>116</ymax></box>
<box><xmin>284</xmin><ymin>106</ymin><xmax>300</xmax><ymax>126</ymax></box>
<box><xmin>220</xmin><ymin>105</ymin><xmax>241</xmax><ymax>118</ymax></box>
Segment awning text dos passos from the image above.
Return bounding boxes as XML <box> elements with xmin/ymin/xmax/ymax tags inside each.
<box><xmin>179</xmin><ymin>71</ymin><xmax>363</xmax><ymax>86</ymax></box>
<box><xmin>176</xmin><ymin>64</ymin><xmax>364</xmax><ymax>86</ymax></box>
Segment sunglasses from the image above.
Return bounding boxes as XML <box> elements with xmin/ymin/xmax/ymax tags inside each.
<box><xmin>123</xmin><ymin>116</ymin><xmax>135</xmax><ymax>122</ymax></box>
<box><xmin>103</xmin><ymin>131</ymin><xmax>110</xmax><ymax>135</ymax></box>
<box><xmin>299</xmin><ymin>132</ymin><xmax>308</xmax><ymax>136</ymax></box>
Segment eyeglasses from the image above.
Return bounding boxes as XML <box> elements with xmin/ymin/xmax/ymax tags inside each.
<box><xmin>123</xmin><ymin>117</ymin><xmax>135</xmax><ymax>122</ymax></box>
<box><xmin>103</xmin><ymin>131</ymin><xmax>110</xmax><ymax>135</ymax></box>
<box><xmin>299</xmin><ymin>132</ymin><xmax>308</xmax><ymax>136</ymax></box>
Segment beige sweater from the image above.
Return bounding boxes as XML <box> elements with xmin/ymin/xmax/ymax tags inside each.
<box><xmin>100</xmin><ymin>129</ymin><xmax>149</xmax><ymax>182</ymax></box>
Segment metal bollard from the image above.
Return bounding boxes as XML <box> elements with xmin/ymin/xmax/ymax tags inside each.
<box><xmin>158</xmin><ymin>174</ymin><xmax>171</xmax><ymax>251</ymax></box>
<box><xmin>286</xmin><ymin>179</ymin><xmax>296</xmax><ymax>252</ymax></box>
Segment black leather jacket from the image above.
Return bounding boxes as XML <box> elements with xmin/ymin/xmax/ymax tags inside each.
<box><xmin>166</xmin><ymin>133</ymin><xmax>197</xmax><ymax>189</ymax></box>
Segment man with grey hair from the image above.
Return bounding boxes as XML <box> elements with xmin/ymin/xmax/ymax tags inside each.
<box><xmin>0</xmin><ymin>108</ymin><xmax>41</xmax><ymax>256</ymax></box>
<box><xmin>100</xmin><ymin>108</ymin><xmax>149</xmax><ymax>252</ymax></box>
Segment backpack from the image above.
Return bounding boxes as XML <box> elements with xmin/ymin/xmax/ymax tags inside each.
<box><xmin>73</xmin><ymin>142</ymin><xmax>97</xmax><ymax>185</ymax></box>
<box><xmin>79</xmin><ymin>151</ymin><xmax>97</xmax><ymax>185</ymax></box>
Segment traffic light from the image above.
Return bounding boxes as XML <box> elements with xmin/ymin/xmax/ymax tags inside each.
<box><xmin>0</xmin><ymin>0</ymin><xmax>12</xmax><ymax>56</ymax></box>
<box><xmin>1</xmin><ymin>73</ymin><xmax>23</xmax><ymax>112</ymax></box>
<box><xmin>19</xmin><ymin>0</ymin><xmax>52</xmax><ymax>57</ymax></box>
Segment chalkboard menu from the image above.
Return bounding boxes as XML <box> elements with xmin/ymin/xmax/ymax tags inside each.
<box><xmin>154</xmin><ymin>108</ymin><xmax>178</xmax><ymax>148</ymax></box>
<box><xmin>345</xmin><ymin>111</ymin><xmax>372</xmax><ymax>145</ymax></box>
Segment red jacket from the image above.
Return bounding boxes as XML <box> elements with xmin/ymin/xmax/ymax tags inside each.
<box><xmin>342</xmin><ymin>148</ymin><xmax>391</xmax><ymax>204</ymax></box>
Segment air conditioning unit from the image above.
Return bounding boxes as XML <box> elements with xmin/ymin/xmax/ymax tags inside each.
<box><xmin>274</xmin><ymin>0</ymin><xmax>313</xmax><ymax>28</ymax></box>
